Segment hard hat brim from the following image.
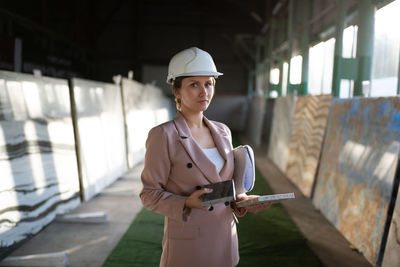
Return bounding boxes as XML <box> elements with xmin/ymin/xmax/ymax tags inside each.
<box><xmin>167</xmin><ymin>71</ymin><xmax>223</xmax><ymax>84</ymax></box>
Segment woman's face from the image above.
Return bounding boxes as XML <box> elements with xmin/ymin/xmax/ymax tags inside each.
<box><xmin>176</xmin><ymin>76</ymin><xmax>214</xmax><ymax>113</ymax></box>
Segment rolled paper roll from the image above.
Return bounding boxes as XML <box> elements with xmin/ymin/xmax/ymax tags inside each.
<box><xmin>232</xmin><ymin>145</ymin><xmax>255</xmax><ymax>194</ymax></box>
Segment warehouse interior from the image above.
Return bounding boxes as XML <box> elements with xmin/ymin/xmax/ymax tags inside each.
<box><xmin>0</xmin><ymin>0</ymin><xmax>399</xmax><ymax>266</ymax></box>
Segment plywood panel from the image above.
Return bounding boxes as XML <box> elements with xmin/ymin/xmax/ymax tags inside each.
<box><xmin>312</xmin><ymin>97</ymin><xmax>400</xmax><ymax>265</ymax></box>
<box><xmin>286</xmin><ymin>95</ymin><xmax>332</xmax><ymax>197</ymax></box>
<box><xmin>71</xmin><ymin>78</ymin><xmax>127</xmax><ymax>201</ymax></box>
<box><xmin>0</xmin><ymin>71</ymin><xmax>80</xmax><ymax>252</ymax></box>
<box><xmin>267</xmin><ymin>94</ymin><xmax>296</xmax><ymax>172</ymax></box>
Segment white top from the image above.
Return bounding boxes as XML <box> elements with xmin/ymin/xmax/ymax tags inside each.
<box><xmin>202</xmin><ymin>147</ymin><xmax>225</xmax><ymax>173</ymax></box>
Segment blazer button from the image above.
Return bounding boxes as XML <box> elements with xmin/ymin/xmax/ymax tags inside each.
<box><xmin>187</xmin><ymin>163</ymin><xmax>193</xmax><ymax>168</ymax></box>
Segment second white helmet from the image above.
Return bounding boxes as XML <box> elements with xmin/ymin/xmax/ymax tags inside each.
<box><xmin>166</xmin><ymin>47</ymin><xmax>223</xmax><ymax>84</ymax></box>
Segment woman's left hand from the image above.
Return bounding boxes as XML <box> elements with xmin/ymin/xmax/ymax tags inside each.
<box><xmin>233</xmin><ymin>194</ymin><xmax>272</xmax><ymax>214</ymax></box>
<box><xmin>245</xmin><ymin>196</ymin><xmax>272</xmax><ymax>214</ymax></box>
<box><xmin>231</xmin><ymin>193</ymin><xmax>248</xmax><ymax>217</ymax></box>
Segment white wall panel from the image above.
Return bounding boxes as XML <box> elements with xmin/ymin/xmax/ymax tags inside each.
<box><xmin>71</xmin><ymin>78</ymin><xmax>127</xmax><ymax>201</ymax></box>
<box><xmin>121</xmin><ymin>78</ymin><xmax>172</xmax><ymax>168</ymax></box>
<box><xmin>0</xmin><ymin>71</ymin><xmax>80</xmax><ymax>252</ymax></box>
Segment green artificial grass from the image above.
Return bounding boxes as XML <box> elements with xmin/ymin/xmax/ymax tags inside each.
<box><xmin>103</xmin><ymin>209</ymin><xmax>164</xmax><ymax>267</ymax></box>
<box><xmin>236</xmin><ymin>168</ymin><xmax>322</xmax><ymax>267</ymax></box>
<box><xmin>104</xmin><ymin>136</ymin><xmax>322</xmax><ymax>267</ymax></box>
<box><xmin>103</xmin><ymin>168</ymin><xmax>322</xmax><ymax>267</ymax></box>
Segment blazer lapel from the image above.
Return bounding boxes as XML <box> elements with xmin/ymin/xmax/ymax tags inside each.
<box><xmin>173</xmin><ymin>113</ymin><xmax>221</xmax><ymax>184</ymax></box>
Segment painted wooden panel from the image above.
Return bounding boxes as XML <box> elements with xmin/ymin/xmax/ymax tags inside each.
<box><xmin>312</xmin><ymin>97</ymin><xmax>400</xmax><ymax>265</ymax></box>
<box><xmin>286</xmin><ymin>95</ymin><xmax>332</xmax><ymax>197</ymax></box>
<box><xmin>121</xmin><ymin>78</ymin><xmax>171</xmax><ymax>168</ymax></box>
<box><xmin>0</xmin><ymin>71</ymin><xmax>80</xmax><ymax>252</ymax></box>
<box><xmin>382</xmin><ymin>180</ymin><xmax>400</xmax><ymax>267</ymax></box>
<box><xmin>267</xmin><ymin>94</ymin><xmax>296</xmax><ymax>172</ymax></box>
<box><xmin>71</xmin><ymin>78</ymin><xmax>128</xmax><ymax>201</ymax></box>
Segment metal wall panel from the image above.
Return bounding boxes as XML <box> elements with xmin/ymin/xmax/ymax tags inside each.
<box><xmin>245</xmin><ymin>96</ymin><xmax>266</xmax><ymax>147</ymax></box>
<box><xmin>204</xmin><ymin>95</ymin><xmax>248</xmax><ymax>132</ymax></box>
<box><xmin>0</xmin><ymin>71</ymin><xmax>80</xmax><ymax>252</ymax></box>
<box><xmin>121</xmin><ymin>78</ymin><xmax>172</xmax><ymax>168</ymax></box>
<box><xmin>261</xmin><ymin>98</ymin><xmax>275</xmax><ymax>152</ymax></box>
<box><xmin>267</xmin><ymin>94</ymin><xmax>297</xmax><ymax>172</ymax></box>
<box><xmin>286</xmin><ymin>95</ymin><xmax>332</xmax><ymax>197</ymax></box>
<box><xmin>71</xmin><ymin>78</ymin><xmax>128</xmax><ymax>201</ymax></box>
<box><xmin>312</xmin><ymin>97</ymin><xmax>400</xmax><ymax>265</ymax></box>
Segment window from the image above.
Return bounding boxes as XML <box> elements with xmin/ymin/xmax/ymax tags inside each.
<box><xmin>270</xmin><ymin>68</ymin><xmax>280</xmax><ymax>85</ymax></box>
<box><xmin>342</xmin><ymin>25</ymin><xmax>358</xmax><ymax>58</ymax></box>
<box><xmin>340</xmin><ymin>79</ymin><xmax>354</xmax><ymax>98</ymax></box>
<box><xmin>289</xmin><ymin>55</ymin><xmax>302</xmax><ymax>84</ymax></box>
<box><xmin>308</xmin><ymin>38</ymin><xmax>335</xmax><ymax>95</ymax></box>
<box><xmin>282</xmin><ymin>62</ymin><xmax>288</xmax><ymax>96</ymax></box>
<box><xmin>370</xmin><ymin>0</ymin><xmax>400</xmax><ymax>97</ymax></box>
<box><xmin>339</xmin><ymin>25</ymin><xmax>358</xmax><ymax>98</ymax></box>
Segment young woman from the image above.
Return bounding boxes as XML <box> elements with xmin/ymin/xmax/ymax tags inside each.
<box><xmin>140</xmin><ymin>47</ymin><xmax>271</xmax><ymax>267</ymax></box>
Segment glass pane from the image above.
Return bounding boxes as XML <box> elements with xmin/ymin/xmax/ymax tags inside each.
<box><xmin>270</xmin><ymin>68</ymin><xmax>280</xmax><ymax>85</ymax></box>
<box><xmin>282</xmin><ymin>62</ymin><xmax>288</xmax><ymax>96</ymax></box>
<box><xmin>308</xmin><ymin>38</ymin><xmax>335</xmax><ymax>95</ymax></box>
<box><xmin>342</xmin><ymin>25</ymin><xmax>358</xmax><ymax>58</ymax></box>
<box><xmin>340</xmin><ymin>79</ymin><xmax>354</xmax><ymax>98</ymax></box>
<box><xmin>340</xmin><ymin>25</ymin><xmax>357</xmax><ymax>97</ymax></box>
<box><xmin>309</xmin><ymin>42</ymin><xmax>325</xmax><ymax>95</ymax></box>
<box><xmin>370</xmin><ymin>0</ymin><xmax>400</xmax><ymax>97</ymax></box>
<box><xmin>322</xmin><ymin>38</ymin><xmax>335</xmax><ymax>94</ymax></box>
<box><xmin>269</xmin><ymin>90</ymin><xmax>278</xmax><ymax>98</ymax></box>
<box><xmin>290</xmin><ymin>55</ymin><xmax>302</xmax><ymax>84</ymax></box>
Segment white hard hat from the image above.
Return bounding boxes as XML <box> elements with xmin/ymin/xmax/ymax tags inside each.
<box><xmin>166</xmin><ymin>47</ymin><xmax>223</xmax><ymax>84</ymax></box>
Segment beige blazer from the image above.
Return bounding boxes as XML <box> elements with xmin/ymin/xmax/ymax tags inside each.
<box><xmin>140</xmin><ymin>112</ymin><xmax>238</xmax><ymax>267</ymax></box>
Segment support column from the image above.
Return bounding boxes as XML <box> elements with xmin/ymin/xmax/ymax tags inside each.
<box><xmin>354</xmin><ymin>0</ymin><xmax>375</xmax><ymax>96</ymax></box>
<box><xmin>278</xmin><ymin>18</ymin><xmax>287</xmax><ymax>96</ymax></box>
<box><xmin>279</xmin><ymin>60</ymin><xmax>284</xmax><ymax>96</ymax></box>
<box><xmin>255</xmin><ymin>37</ymin><xmax>263</xmax><ymax>95</ymax></box>
<box><xmin>248</xmin><ymin>70</ymin><xmax>255</xmax><ymax>97</ymax></box>
<box><xmin>286</xmin><ymin>0</ymin><xmax>294</xmax><ymax>94</ymax></box>
<box><xmin>300</xmin><ymin>0</ymin><xmax>312</xmax><ymax>95</ymax></box>
<box><xmin>13</xmin><ymin>38</ymin><xmax>22</xmax><ymax>72</ymax></box>
<box><xmin>268</xmin><ymin>19</ymin><xmax>276</xmax><ymax>96</ymax></box>
<box><xmin>398</xmin><ymin>50</ymin><xmax>400</xmax><ymax>95</ymax></box>
<box><xmin>331</xmin><ymin>0</ymin><xmax>347</xmax><ymax>97</ymax></box>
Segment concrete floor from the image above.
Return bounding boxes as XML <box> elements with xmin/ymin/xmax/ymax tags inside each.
<box><xmin>2</xmin><ymin>165</ymin><xmax>144</xmax><ymax>267</ymax></box>
<box><xmin>2</xmin><ymin>154</ymin><xmax>373</xmax><ymax>267</ymax></box>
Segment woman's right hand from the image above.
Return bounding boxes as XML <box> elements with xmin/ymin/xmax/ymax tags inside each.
<box><xmin>184</xmin><ymin>187</ymin><xmax>213</xmax><ymax>211</ymax></box>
